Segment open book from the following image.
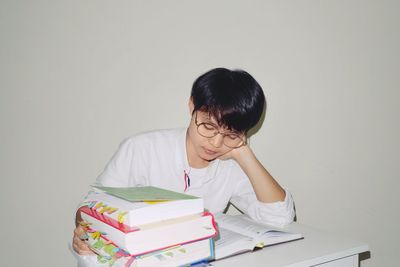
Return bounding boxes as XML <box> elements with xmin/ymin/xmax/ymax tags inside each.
<box><xmin>213</xmin><ymin>213</ymin><xmax>303</xmax><ymax>260</ymax></box>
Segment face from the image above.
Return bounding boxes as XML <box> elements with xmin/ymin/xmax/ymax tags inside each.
<box><xmin>186</xmin><ymin>110</ymin><xmax>240</xmax><ymax>166</ymax></box>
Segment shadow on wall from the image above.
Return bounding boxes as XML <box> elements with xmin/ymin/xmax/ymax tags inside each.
<box><xmin>359</xmin><ymin>251</ymin><xmax>371</xmax><ymax>267</ymax></box>
<box><xmin>247</xmin><ymin>101</ymin><xmax>266</xmax><ymax>138</ymax></box>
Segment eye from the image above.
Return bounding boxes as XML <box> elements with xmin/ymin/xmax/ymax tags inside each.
<box><xmin>226</xmin><ymin>134</ymin><xmax>240</xmax><ymax>140</ymax></box>
<box><xmin>203</xmin><ymin>123</ymin><xmax>217</xmax><ymax>131</ymax></box>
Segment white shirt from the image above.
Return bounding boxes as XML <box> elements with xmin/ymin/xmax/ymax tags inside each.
<box><xmin>96</xmin><ymin>128</ymin><xmax>295</xmax><ymax>227</ymax></box>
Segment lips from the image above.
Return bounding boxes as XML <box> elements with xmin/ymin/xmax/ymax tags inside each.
<box><xmin>203</xmin><ymin>147</ymin><xmax>218</xmax><ymax>156</ymax></box>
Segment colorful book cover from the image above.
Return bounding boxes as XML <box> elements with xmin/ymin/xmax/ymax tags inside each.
<box><xmin>80</xmin><ymin>220</ymin><xmax>214</xmax><ymax>267</ymax></box>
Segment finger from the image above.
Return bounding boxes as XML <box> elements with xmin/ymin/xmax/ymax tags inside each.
<box><xmin>73</xmin><ymin>229</ymin><xmax>94</xmax><ymax>255</ymax></box>
<box><xmin>74</xmin><ymin>235</ymin><xmax>90</xmax><ymax>249</ymax></box>
<box><xmin>73</xmin><ymin>238</ymin><xmax>94</xmax><ymax>255</ymax></box>
<box><xmin>74</xmin><ymin>245</ymin><xmax>94</xmax><ymax>255</ymax></box>
<box><xmin>74</xmin><ymin>225</ymin><xmax>91</xmax><ymax>242</ymax></box>
<box><xmin>73</xmin><ymin>235</ymin><xmax>88</xmax><ymax>249</ymax></box>
<box><xmin>74</xmin><ymin>225</ymin><xmax>86</xmax><ymax>235</ymax></box>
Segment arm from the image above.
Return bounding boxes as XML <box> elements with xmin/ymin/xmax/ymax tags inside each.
<box><xmin>227</xmin><ymin>145</ymin><xmax>286</xmax><ymax>203</ymax></box>
<box><xmin>72</xmin><ymin>137</ymin><xmax>137</xmax><ymax>255</ymax></box>
<box><xmin>221</xmin><ymin>144</ymin><xmax>295</xmax><ymax>226</ymax></box>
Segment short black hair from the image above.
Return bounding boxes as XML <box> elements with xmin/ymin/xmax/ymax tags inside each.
<box><xmin>191</xmin><ymin>68</ymin><xmax>266</xmax><ymax>133</ymax></box>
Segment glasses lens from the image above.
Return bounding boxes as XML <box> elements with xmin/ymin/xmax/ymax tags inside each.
<box><xmin>197</xmin><ymin>122</ymin><xmax>245</xmax><ymax>148</ymax></box>
<box><xmin>223</xmin><ymin>134</ymin><xmax>244</xmax><ymax>148</ymax></box>
<box><xmin>197</xmin><ymin>123</ymin><xmax>218</xmax><ymax>138</ymax></box>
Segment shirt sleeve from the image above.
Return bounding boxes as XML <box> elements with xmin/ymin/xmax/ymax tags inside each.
<box><xmin>229</xmin><ymin>164</ymin><xmax>296</xmax><ymax>227</ymax></box>
<box><xmin>96</xmin><ymin>137</ymin><xmax>141</xmax><ymax>187</ymax></box>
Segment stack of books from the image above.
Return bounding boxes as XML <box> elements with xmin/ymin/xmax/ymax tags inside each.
<box><xmin>78</xmin><ymin>186</ymin><xmax>217</xmax><ymax>267</ymax></box>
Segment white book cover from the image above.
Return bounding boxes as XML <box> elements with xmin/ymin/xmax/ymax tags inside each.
<box><xmin>80</xmin><ymin>207</ymin><xmax>217</xmax><ymax>256</ymax></box>
<box><xmin>82</xmin><ymin>188</ymin><xmax>204</xmax><ymax>227</ymax></box>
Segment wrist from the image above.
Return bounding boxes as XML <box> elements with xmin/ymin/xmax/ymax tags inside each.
<box><xmin>231</xmin><ymin>145</ymin><xmax>253</xmax><ymax>162</ymax></box>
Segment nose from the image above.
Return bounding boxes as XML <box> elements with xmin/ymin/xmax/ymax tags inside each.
<box><xmin>209</xmin><ymin>133</ymin><xmax>224</xmax><ymax>148</ymax></box>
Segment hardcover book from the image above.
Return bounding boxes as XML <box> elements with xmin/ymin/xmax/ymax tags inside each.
<box><xmin>83</xmin><ymin>186</ymin><xmax>204</xmax><ymax>227</ymax></box>
<box><xmin>85</xmin><ymin>233</ymin><xmax>214</xmax><ymax>267</ymax></box>
<box><xmin>80</xmin><ymin>207</ymin><xmax>217</xmax><ymax>256</ymax></box>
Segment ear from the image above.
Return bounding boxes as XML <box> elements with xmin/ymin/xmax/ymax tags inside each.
<box><xmin>188</xmin><ymin>97</ymin><xmax>195</xmax><ymax>114</ymax></box>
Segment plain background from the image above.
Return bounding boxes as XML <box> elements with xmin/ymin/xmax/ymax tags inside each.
<box><xmin>1</xmin><ymin>1</ymin><xmax>399</xmax><ymax>266</ymax></box>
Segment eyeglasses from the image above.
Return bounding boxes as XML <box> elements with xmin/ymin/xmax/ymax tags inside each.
<box><xmin>194</xmin><ymin>112</ymin><xmax>246</xmax><ymax>148</ymax></box>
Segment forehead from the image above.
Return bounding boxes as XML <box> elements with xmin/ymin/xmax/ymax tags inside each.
<box><xmin>196</xmin><ymin>111</ymin><xmax>235</xmax><ymax>131</ymax></box>
<box><xmin>196</xmin><ymin>110</ymin><xmax>218</xmax><ymax>122</ymax></box>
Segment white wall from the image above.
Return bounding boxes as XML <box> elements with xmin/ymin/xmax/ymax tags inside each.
<box><xmin>1</xmin><ymin>1</ymin><xmax>399</xmax><ymax>266</ymax></box>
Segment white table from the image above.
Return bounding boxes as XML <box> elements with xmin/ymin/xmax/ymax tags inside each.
<box><xmin>211</xmin><ymin>222</ymin><xmax>369</xmax><ymax>267</ymax></box>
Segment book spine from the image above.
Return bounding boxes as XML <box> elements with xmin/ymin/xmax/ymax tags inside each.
<box><xmin>84</xmin><ymin>190</ymin><xmax>204</xmax><ymax>227</ymax></box>
<box><xmin>79</xmin><ymin>205</ymin><xmax>139</xmax><ymax>233</ymax></box>
<box><xmin>132</xmin><ymin>238</ymin><xmax>214</xmax><ymax>267</ymax></box>
<box><xmin>82</xmin><ymin>228</ymin><xmax>214</xmax><ymax>267</ymax></box>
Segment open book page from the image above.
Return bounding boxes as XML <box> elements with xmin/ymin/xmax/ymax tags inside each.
<box><xmin>215</xmin><ymin>213</ymin><xmax>271</xmax><ymax>239</ymax></box>
<box><xmin>213</xmin><ymin>227</ymin><xmax>255</xmax><ymax>260</ymax></box>
<box><xmin>213</xmin><ymin>213</ymin><xmax>303</xmax><ymax>259</ymax></box>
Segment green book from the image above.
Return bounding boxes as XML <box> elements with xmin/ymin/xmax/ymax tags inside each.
<box><xmin>92</xmin><ymin>185</ymin><xmax>198</xmax><ymax>202</ymax></box>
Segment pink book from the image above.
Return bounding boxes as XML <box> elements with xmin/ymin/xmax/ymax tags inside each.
<box><xmin>79</xmin><ymin>205</ymin><xmax>218</xmax><ymax>256</ymax></box>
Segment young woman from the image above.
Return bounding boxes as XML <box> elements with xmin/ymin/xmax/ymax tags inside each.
<box><xmin>73</xmin><ymin>68</ymin><xmax>295</xmax><ymax>256</ymax></box>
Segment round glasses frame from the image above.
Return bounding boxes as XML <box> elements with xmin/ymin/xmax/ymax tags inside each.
<box><xmin>194</xmin><ymin>111</ymin><xmax>247</xmax><ymax>148</ymax></box>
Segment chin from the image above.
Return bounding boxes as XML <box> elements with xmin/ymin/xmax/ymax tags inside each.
<box><xmin>200</xmin><ymin>153</ymin><xmax>219</xmax><ymax>162</ymax></box>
